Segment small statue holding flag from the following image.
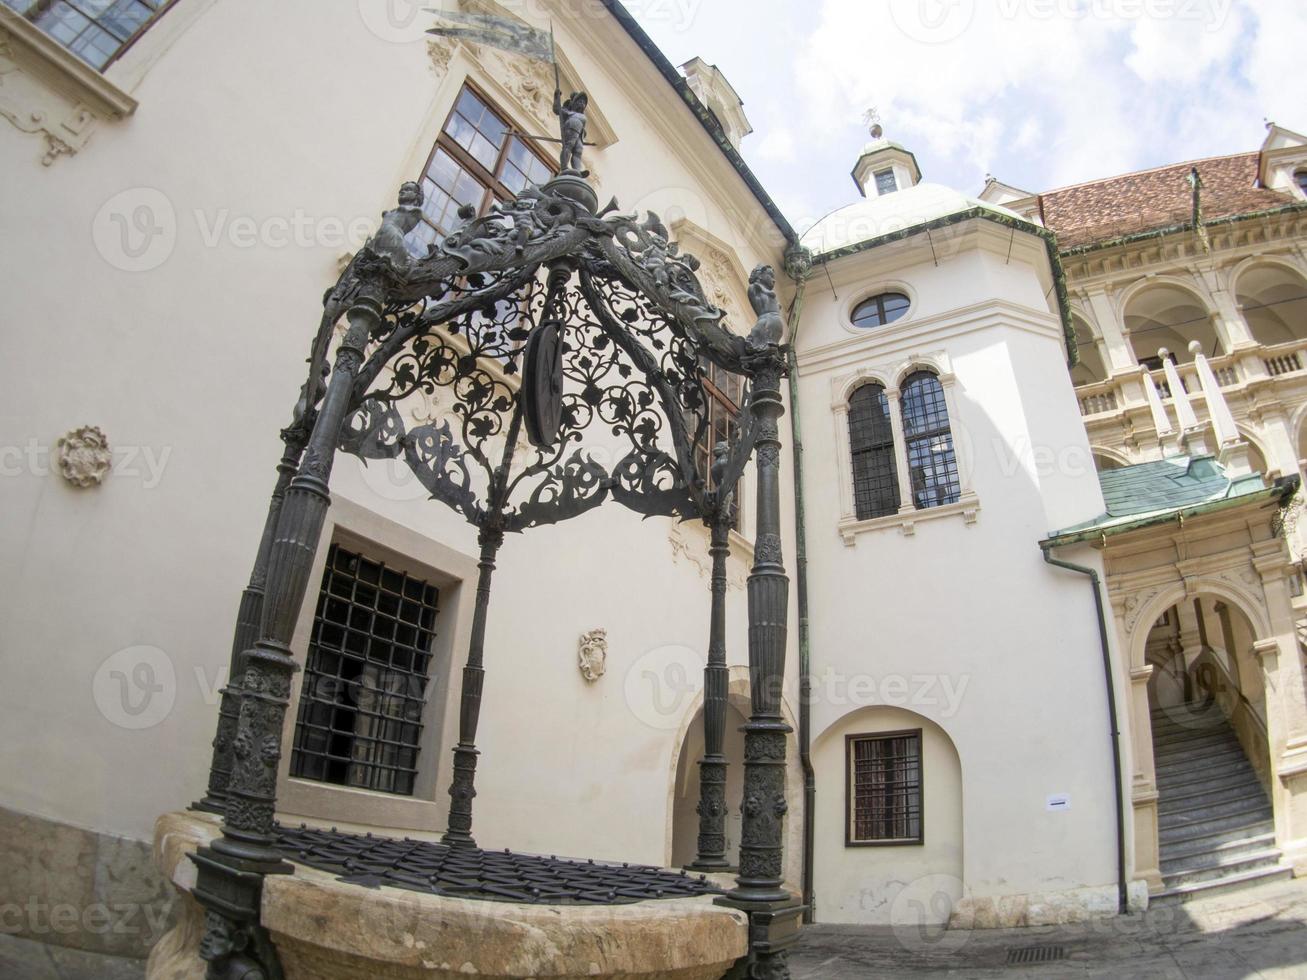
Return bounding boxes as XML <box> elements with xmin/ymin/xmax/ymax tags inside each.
<box><xmin>427</xmin><ymin>8</ymin><xmax>593</xmax><ymax>177</ymax></box>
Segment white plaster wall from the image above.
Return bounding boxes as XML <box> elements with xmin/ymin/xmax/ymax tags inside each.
<box><xmin>797</xmin><ymin>229</ymin><xmax>1125</xmax><ymax>922</ymax></box>
<box><xmin>0</xmin><ymin>0</ymin><xmax>802</xmax><ymax>880</ymax></box>
<box><xmin>811</xmin><ymin>707</ymin><xmax>963</xmax><ymax>925</ymax></box>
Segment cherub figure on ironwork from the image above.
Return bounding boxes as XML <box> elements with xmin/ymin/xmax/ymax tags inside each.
<box><xmin>369</xmin><ymin>181</ymin><xmax>424</xmax><ymax>269</ymax></box>
<box><xmin>492</xmin><ymin>188</ymin><xmax>543</xmax><ymax>255</ymax></box>
<box><xmin>747</xmin><ymin>264</ymin><xmax>784</xmax><ymax>349</ymax></box>
<box><xmin>553</xmin><ymin>89</ymin><xmax>589</xmax><ymax>174</ymax></box>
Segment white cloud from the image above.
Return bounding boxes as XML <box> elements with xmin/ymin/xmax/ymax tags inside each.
<box><xmin>755</xmin><ymin>126</ymin><xmax>797</xmax><ymax>164</ymax></box>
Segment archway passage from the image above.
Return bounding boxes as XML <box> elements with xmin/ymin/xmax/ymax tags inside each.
<box><xmin>671</xmin><ymin>699</ymin><xmax>748</xmax><ymax>869</ymax></box>
<box><xmin>1141</xmin><ymin>595</ymin><xmax>1287</xmax><ymax>899</ymax></box>
<box><xmin>1236</xmin><ymin>263</ymin><xmax>1307</xmax><ymax>349</ymax></box>
<box><xmin>1124</xmin><ymin>282</ymin><xmax>1220</xmax><ymax>366</ymax></box>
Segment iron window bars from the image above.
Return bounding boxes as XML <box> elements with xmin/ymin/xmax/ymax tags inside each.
<box><xmin>4</xmin><ymin>0</ymin><xmax>175</xmax><ymax>69</ymax></box>
<box><xmin>847</xmin><ymin>730</ymin><xmax>923</xmax><ymax>846</ymax></box>
<box><xmin>289</xmin><ymin>543</ymin><xmax>439</xmax><ymax>797</ymax></box>
<box><xmin>848</xmin><ymin>382</ymin><xmax>900</xmax><ymax>520</ymax></box>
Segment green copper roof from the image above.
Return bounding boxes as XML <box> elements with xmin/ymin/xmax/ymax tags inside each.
<box><xmin>1043</xmin><ymin>455</ymin><xmax>1283</xmax><ymax>545</ymax></box>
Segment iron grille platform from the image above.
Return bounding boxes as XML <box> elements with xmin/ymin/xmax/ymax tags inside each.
<box><xmin>274</xmin><ymin>824</ymin><xmax>726</xmax><ymax>906</ymax></box>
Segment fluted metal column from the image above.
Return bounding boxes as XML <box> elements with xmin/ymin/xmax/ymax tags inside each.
<box><xmin>721</xmin><ymin>354</ymin><xmax>803</xmax><ymax>979</ymax></box>
<box><xmin>193</xmin><ymin>429</ymin><xmax>306</xmax><ymax>815</ymax></box>
<box><xmin>689</xmin><ymin>514</ymin><xmax>732</xmax><ymax>870</ymax></box>
<box><xmin>190</xmin><ymin>293</ymin><xmax>381</xmax><ymax>975</ymax></box>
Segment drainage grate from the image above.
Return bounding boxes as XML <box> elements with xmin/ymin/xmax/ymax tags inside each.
<box><xmin>1006</xmin><ymin>945</ymin><xmax>1066</xmax><ymax>965</ymax></box>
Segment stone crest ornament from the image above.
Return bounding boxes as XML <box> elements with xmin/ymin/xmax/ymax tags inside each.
<box><xmin>56</xmin><ymin>425</ymin><xmax>112</xmax><ymax>487</ymax></box>
<box><xmin>578</xmin><ymin>628</ymin><xmax>608</xmax><ymax>682</ymax></box>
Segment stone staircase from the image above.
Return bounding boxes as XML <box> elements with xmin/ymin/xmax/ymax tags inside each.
<box><xmin>1151</xmin><ymin>701</ymin><xmax>1291</xmax><ymax>904</ymax></box>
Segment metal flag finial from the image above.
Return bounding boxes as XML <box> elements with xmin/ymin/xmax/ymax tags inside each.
<box><xmin>425</xmin><ymin>8</ymin><xmax>554</xmax><ymax>62</ymax></box>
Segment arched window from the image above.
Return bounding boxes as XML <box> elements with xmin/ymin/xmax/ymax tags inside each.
<box><xmin>1296</xmin><ymin>170</ymin><xmax>1307</xmax><ymax>197</ymax></box>
<box><xmin>848</xmin><ymin>384</ymin><xmax>900</xmax><ymax>520</ymax></box>
<box><xmin>900</xmin><ymin>371</ymin><xmax>961</xmax><ymax>510</ymax></box>
<box><xmin>851</xmin><ymin>292</ymin><xmax>910</xmax><ymax>329</ymax></box>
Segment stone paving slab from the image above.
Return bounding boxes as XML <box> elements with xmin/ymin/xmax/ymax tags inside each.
<box><xmin>790</xmin><ymin>877</ymin><xmax>1307</xmax><ymax>979</ymax></box>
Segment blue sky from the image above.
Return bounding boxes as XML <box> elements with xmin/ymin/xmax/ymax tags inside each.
<box><xmin>628</xmin><ymin>0</ymin><xmax>1304</xmax><ymax>233</ymax></box>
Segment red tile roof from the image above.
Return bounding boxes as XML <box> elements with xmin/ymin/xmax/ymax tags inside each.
<box><xmin>1038</xmin><ymin>152</ymin><xmax>1296</xmax><ymax>251</ymax></box>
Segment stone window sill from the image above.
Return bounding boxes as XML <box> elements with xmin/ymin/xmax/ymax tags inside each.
<box><xmin>0</xmin><ymin>10</ymin><xmax>137</xmax><ymax>118</ymax></box>
<box><xmin>839</xmin><ymin>492</ymin><xmax>980</xmax><ymax>544</ymax></box>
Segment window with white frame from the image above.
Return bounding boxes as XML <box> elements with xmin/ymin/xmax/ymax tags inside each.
<box><xmin>900</xmin><ymin>371</ymin><xmax>961</xmax><ymax>510</ymax></box>
<box><xmin>848</xmin><ymin>382</ymin><xmax>900</xmax><ymax>520</ymax></box>
<box><xmin>4</xmin><ymin>0</ymin><xmax>176</xmax><ymax>70</ymax></box>
<box><xmin>842</xmin><ymin>369</ymin><xmax>963</xmax><ymax>524</ymax></box>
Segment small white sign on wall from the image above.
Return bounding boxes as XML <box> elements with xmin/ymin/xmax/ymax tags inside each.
<box><xmin>1046</xmin><ymin>794</ymin><xmax>1071</xmax><ymax>812</ymax></box>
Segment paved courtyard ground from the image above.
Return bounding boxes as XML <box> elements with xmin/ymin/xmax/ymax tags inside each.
<box><xmin>4</xmin><ymin>877</ymin><xmax>1307</xmax><ymax>978</ymax></box>
<box><xmin>790</xmin><ymin>878</ymin><xmax>1307</xmax><ymax>978</ymax></box>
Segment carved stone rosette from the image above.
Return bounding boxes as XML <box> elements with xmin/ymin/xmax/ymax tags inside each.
<box><xmin>55</xmin><ymin>425</ymin><xmax>111</xmax><ymax>487</ymax></box>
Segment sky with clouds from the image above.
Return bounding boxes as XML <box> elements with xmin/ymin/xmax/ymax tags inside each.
<box><xmin>627</xmin><ymin>0</ymin><xmax>1305</xmax><ymax>234</ymax></box>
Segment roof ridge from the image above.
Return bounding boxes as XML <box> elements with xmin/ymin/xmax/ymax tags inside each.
<box><xmin>1039</xmin><ymin>150</ymin><xmax>1258</xmax><ymax>198</ymax></box>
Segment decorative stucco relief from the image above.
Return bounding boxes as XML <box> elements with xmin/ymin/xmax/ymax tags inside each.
<box><xmin>56</xmin><ymin>425</ymin><xmax>111</xmax><ymax>488</ymax></box>
<box><xmin>1122</xmin><ymin>587</ymin><xmax>1163</xmax><ymax>635</ymax></box>
<box><xmin>578</xmin><ymin>629</ymin><xmax>607</xmax><ymax>682</ymax></box>
<box><xmin>0</xmin><ymin>17</ymin><xmax>136</xmax><ymax>165</ymax></box>
<box><xmin>668</xmin><ymin>522</ymin><xmax>747</xmax><ymax>590</ymax></box>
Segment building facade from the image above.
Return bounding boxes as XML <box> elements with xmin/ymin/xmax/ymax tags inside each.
<box><xmin>2</xmin><ymin>0</ymin><xmax>1307</xmax><ymax>968</ymax></box>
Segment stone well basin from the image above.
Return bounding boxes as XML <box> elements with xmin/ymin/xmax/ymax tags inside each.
<box><xmin>148</xmin><ymin>811</ymin><xmax>748</xmax><ymax>980</ymax></box>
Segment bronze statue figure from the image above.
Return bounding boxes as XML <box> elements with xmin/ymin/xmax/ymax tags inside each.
<box><xmin>553</xmin><ymin>89</ymin><xmax>589</xmax><ymax>175</ymax></box>
<box><xmin>747</xmin><ymin>264</ymin><xmax>784</xmax><ymax>348</ymax></box>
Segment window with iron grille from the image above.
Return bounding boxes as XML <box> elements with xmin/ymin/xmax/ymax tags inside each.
<box><xmin>900</xmin><ymin>370</ymin><xmax>961</xmax><ymax>511</ymax></box>
<box><xmin>290</xmin><ymin>543</ymin><xmax>439</xmax><ymax>797</ymax></box>
<box><xmin>847</xmin><ymin>730</ymin><xmax>923</xmax><ymax>845</ymax></box>
<box><xmin>874</xmin><ymin>168</ymin><xmax>898</xmax><ymax>196</ymax></box>
<box><xmin>406</xmin><ymin>83</ymin><xmax>555</xmax><ymax>256</ymax></box>
<box><xmin>5</xmin><ymin>0</ymin><xmax>176</xmax><ymax>70</ymax></box>
<box><xmin>848</xmin><ymin>382</ymin><xmax>899</xmax><ymax>520</ymax></box>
